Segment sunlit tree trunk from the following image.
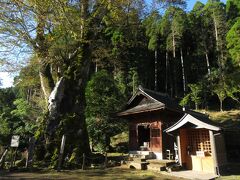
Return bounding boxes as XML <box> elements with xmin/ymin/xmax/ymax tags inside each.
<box><xmin>180</xmin><ymin>48</ymin><xmax>186</xmax><ymax>95</ymax></box>
<box><xmin>165</xmin><ymin>51</ymin><xmax>168</xmax><ymax>93</ymax></box>
<box><xmin>154</xmin><ymin>49</ymin><xmax>158</xmax><ymax>91</ymax></box>
<box><xmin>205</xmin><ymin>50</ymin><xmax>211</xmax><ymax>76</ymax></box>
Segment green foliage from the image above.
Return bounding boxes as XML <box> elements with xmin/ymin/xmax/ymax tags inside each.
<box><xmin>0</xmin><ymin>88</ymin><xmax>16</xmax><ymax>145</ymax></box>
<box><xmin>180</xmin><ymin>83</ymin><xmax>202</xmax><ymax>109</ymax></box>
<box><xmin>49</xmin><ymin>148</ymin><xmax>59</xmax><ymax>168</ymax></box>
<box><xmin>143</xmin><ymin>11</ymin><xmax>161</xmax><ymax>51</ymax></box>
<box><xmin>0</xmin><ymin>88</ymin><xmax>38</xmax><ymax>149</ymax></box>
<box><xmin>85</xmin><ymin>70</ymin><xmax>125</xmax><ymax>151</ymax></box>
<box><xmin>161</xmin><ymin>6</ymin><xmax>187</xmax><ymax>51</ymax></box>
<box><xmin>227</xmin><ymin>18</ymin><xmax>240</xmax><ymax>66</ymax></box>
<box><xmin>11</xmin><ymin>98</ymin><xmax>37</xmax><ymax>135</ymax></box>
<box><xmin>226</xmin><ymin>0</ymin><xmax>240</xmax><ymax>25</ymax></box>
<box><xmin>11</xmin><ymin>99</ymin><xmax>31</xmax><ymax>119</ymax></box>
<box><xmin>210</xmin><ymin>69</ymin><xmax>240</xmax><ymax>111</ymax></box>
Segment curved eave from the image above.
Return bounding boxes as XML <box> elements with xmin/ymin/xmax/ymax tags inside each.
<box><xmin>165</xmin><ymin>113</ymin><xmax>221</xmax><ymax>133</ymax></box>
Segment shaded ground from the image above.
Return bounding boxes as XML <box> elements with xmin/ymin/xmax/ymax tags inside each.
<box><xmin>217</xmin><ymin>163</ymin><xmax>240</xmax><ymax>180</ymax></box>
<box><xmin>0</xmin><ymin>167</ymin><xmax>185</xmax><ymax>180</ymax></box>
<box><xmin>1</xmin><ymin>164</ymin><xmax>240</xmax><ymax>180</ymax></box>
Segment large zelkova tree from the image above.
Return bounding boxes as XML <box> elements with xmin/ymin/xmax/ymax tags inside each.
<box><xmin>0</xmin><ymin>0</ymin><xmax>95</xmax><ymax>161</ymax></box>
<box><xmin>0</xmin><ymin>0</ymin><xmax>149</xmax><ymax>162</ymax></box>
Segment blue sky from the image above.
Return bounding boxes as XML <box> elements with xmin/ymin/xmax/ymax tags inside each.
<box><xmin>187</xmin><ymin>0</ymin><xmax>227</xmax><ymax>11</ymax></box>
<box><xmin>0</xmin><ymin>0</ymin><xmax>228</xmax><ymax>88</ymax></box>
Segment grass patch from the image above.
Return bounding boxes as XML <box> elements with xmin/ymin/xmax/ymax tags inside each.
<box><xmin>0</xmin><ymin>167</ymin><xmax>186</xmax><ymax>180</ymax></box>
<box><xmin>197</xmin><ymin>110</ymin><xmax>240</xmax><ymax>129</ymax></box>
<box><xmin>207</xmin><ymin>110</ymin><xmax>240</xmax><ymax>122</ymax></box>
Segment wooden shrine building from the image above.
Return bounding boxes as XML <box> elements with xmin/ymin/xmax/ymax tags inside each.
<box><xmin>117</xmin><ymin>86</ymin><xmax>227</xmax><ymax>175</ymax></box>
<box><xmin>165</xmin><ymin>112</ymin><xmax>227</xmax><ymax>174</ymax></box>
<box><xmin>117</xmin><ymin>86</ymin><xmax>184</xmax><ymax>159</ymax></box>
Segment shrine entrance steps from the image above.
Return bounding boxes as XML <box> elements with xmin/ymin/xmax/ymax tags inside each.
<box><xmin>127</xmin><ymin>152</ymin><xmax>177</xmax><ymax>172</ymax></box>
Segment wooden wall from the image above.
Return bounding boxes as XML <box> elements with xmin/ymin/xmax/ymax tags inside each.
<box><xmin>179</xmin><ymin>128</ymin><xmax>216</xmax><ymax>173</ymax></box>
<box><xmin>128</xmin><ymin>112</ymin><xmax>162</xmax><ymax>152</ymax></box>
<box><xmin>128</xmin><ymin>109</ymin><xmax>182</xmax><ymax>155</ymax></box>
<box><xmin>215</xmin><ymin>133</ymin><xmax>227</xmax><ymax>166</ymax></box>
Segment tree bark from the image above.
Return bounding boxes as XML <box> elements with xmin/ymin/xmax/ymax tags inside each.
<box><xmin>205</xmin><ymin>50</ymin><xmax>211</xmax><ymax>76</ymax></box>
<box><xmin>172</xmin><ymin>33</ymin><xmax>176</xmax><ymax>58</ymax></box>
<box><xmin>154</xmin><ymin>49</ymin><xmax>158</xmax><ymax>91</ymax></box>
<box><xmin>213</xmin><ymin>12</ymin><xmax>222</xmax><ymax>73</ymax></box>
<box><xmin>180</xmin><ymin>48</ymin><xmax>186</xmax><ymax>95</ymax></box>
<box><xmin>39</xmin><ymin>61</ymin><xmax>55</xmax><ymax>103</ymax></box>
<box><xmin>165</xmin><ymin>51</ymin><xmax>168</xmax><ymax>93</ymax></box>
<box><xmin>44</xmin><ymin>0</ymin><xmax>91</xmax><ymax>160</ymax></box>
<box><xmin>173</xmin><ymin>55</ymin><xmax>178</xmax><ymax>97</ymax></box>
<box><xmin>35</xmin><ymin>10</ymin><xmax>55</xmax><ymax>103</ymax></box>
<box><xmin>220</xmin><ymin>99</ymin><xmax>223</xmax><ymax>112</ymax></box>
<box><xmin>195</xmin><ymin>103</ymin><xmax>198</xmax><ymax>110</ymax></box>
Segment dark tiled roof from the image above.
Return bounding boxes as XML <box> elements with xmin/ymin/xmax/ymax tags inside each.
<box><xmin>117</xmin><ymin>102</ymin><xmax>165</xmax><ymax>116</ymax></box>
<box><xmin>117</xmin><ymin>87</ymin><xmax>182</xmax><ymax>116</ymax></box>
<box><xmin>141</xmin><ymin>87</ymin><xmax>182</xmax><ymax>110</ymax></box>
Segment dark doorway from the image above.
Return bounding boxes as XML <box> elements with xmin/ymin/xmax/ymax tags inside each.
<box><xmin>138</xmin><ymin>125</ymin><xmax>150</xmax><ymax>147</ymax></box>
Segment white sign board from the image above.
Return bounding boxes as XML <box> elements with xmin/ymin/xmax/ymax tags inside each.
<box><xmin>196</xmin><ymin>151</ymin><xmax>205</xmax><ymax>157</ymax></box>
<box><xmin>11</xmin><ymin>135</ymin><xmax>20</xmax><ymax>147</ymax></box>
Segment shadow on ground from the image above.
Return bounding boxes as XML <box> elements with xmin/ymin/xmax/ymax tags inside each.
<box><xmin>220</xmin><ymin>163</ymin><xmax>240</xmax><ymax>177</ymax></box>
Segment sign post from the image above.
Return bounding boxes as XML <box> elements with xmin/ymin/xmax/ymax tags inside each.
<box><xmin>10</xmin><ymin>135</ymin><xmax>20</xmax><ymax>168</ymax></box>
<box><xmin>10</xmin><ymin>136</ymin><xmax>20</xmax><ymax>148</ymax></box>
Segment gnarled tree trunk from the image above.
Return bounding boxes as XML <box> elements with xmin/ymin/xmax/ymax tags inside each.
<box><xmin>44</xmin><ymin>0</ymin><xmax>91</xmax><ymax>162</ymax></box>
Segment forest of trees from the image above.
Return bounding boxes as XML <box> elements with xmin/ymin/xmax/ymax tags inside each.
<box><xmin>0</xmin><ymin>0</ymin><xmax>240</xmax><ymax>167</ymax></box>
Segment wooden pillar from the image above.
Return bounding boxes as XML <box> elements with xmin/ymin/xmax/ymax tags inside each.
<box><xmin>209</xmin><ymin>130</ymin><xmax>219</xmax><ymax>175</ymax></box>
<box><xmin>177</xmin><ymin>135</ymin><xmax>182</xmax><ymax>165</ymax></box>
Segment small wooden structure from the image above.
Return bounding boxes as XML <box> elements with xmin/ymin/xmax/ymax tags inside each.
<box><xmin>117</xmin><ymin>86</ymin><xmax>184</xmax><ymax>159</ymax></box>
<box><xmin>165</xmin><ymin>112</ymin><xmax>227</xmax><ymax>175</ymax></box>
<box><xmin>118</xmin><ymin>86</ymin><xmax>227</xmax><ymax>175</ymax></box>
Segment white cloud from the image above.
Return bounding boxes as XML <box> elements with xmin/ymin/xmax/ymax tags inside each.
<box><xmin>0</xmin><ymin>72</ymin><xmax>14</xmax><ymax>88</ymax></box>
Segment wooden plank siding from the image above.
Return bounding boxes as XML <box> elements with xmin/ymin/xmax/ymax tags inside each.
<box><xmin>127</xmin><ymin>110</ymin><xmax>182</xmax><ymax>155</ymax></box>
<box><xmin>128</xmin><ymin>112</ymin><xmax>162</xmax><ymax>152</ymax></box>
